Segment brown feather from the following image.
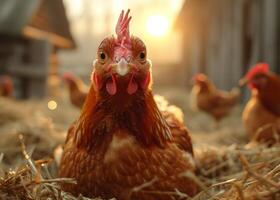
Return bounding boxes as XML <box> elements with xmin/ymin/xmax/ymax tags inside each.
<box><xmin>60</xmin><ymin>129</ymin><xmax>197</xmax><ymax>200</ymax></box>
<box><xmin>256</xmin><ymin>72</ymin><xmax>280</xmax><ymax>116</ymax></box>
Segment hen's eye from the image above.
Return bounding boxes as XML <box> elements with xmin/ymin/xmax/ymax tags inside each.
<box><xmin>140</xmin><ymin>52</ymin><xmax>145</xmax><ymax>59</ymax></box>
<box><xmin>100</xmin><ymin>52</ymin><xmax>106</xmax><ymax>60</ymax></box>
<box><xmin>98</xmin><ymin>52</ymin><xmax>107</xmax><ymax>64</ymax></box>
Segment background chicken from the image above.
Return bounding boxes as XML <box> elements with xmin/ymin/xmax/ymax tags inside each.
<box><xmin>63</xmin><ymin>72</ymin><xmax>88</xmax><ymax>108</ymax></box>
<box><xmin>59</xmin><ymin>10</ymin><xmax>198</xmax><ymax>199</ymax></box>
<box><xmin>0</xmin><ymin>75</ymin><xmax>13</xmax><ymax>97</ymax></box>
<box><xmin>241</xmin><ymin>63</ymin><xmax>280</xmax><ymax>145</ymax></box>
<box><xmin>191</xmin><ymin>73</ymin><xmax>240</xmax><ymax>127</ymax></box>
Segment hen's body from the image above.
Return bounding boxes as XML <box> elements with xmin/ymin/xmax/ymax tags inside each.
<box><xmin>60</xmin><ymin>89</ymin><xmax>197</xmax><ymax>199</ymax></box>
<box><xmin>61</xmin><ymin>133</ymin><xmax>196</xmax><ymax>200</ymax></box>
<box><xmin>191</xmin><ymin>74</ymin><xmax>240</xmax><ymax>122</ymax></box>
<box><xmin>157</xmin><ymin>97</ymin><xmax>193</xmax><ymax>153</ymax></box>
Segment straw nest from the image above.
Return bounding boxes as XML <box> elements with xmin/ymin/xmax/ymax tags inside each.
<box><xmin>0</xmin><ymin>98</ymin><xmax>279</xmax><ymax>200</ymax></box>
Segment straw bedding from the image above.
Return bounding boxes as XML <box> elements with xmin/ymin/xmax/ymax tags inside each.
<box><xmin>0</xmin><ymin>97</ymin><xmax>279</xmax><ymax>200</ymax></box>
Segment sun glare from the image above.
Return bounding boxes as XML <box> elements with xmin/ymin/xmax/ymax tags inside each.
<box><xmin>146</xmin><ymin>15</ymin><xmax>170</xmax><ymax>37</ymax></box>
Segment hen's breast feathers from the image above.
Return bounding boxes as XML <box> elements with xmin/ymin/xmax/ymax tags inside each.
<box><xmin>242</xmin><ymin>95</ymin><xmax>280</xmax><ymax>143</ymax></box>
<box><xmin>59</xmin><ymin>91</ymin><xmax>197</xmax><ymax>199</ymax></box>
<box><xmin>60</xmin><ymin>129</ymin><xmax>197</xmax><ymax>199</ymax></box>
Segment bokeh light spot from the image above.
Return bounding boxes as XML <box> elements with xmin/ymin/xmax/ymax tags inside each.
<box><xmin>48</xmin><ymin>100</ymin><xmax>57</xmax><ymax>110</ymax></box>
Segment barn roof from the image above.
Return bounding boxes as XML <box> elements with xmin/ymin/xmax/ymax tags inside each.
<box><xmin>0</xmin><ymin>0</ymin><xmax>76</xmax><ymax>49</ymax></box>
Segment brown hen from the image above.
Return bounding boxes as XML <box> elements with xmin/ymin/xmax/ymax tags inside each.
<box><xmin>59</xmin><ymin>10</ymin><xmax>198</xmax><ymax>200</ymax></box>
<box><xmin>191</xmin><ymin>73</ymin><xmax>240</xmax><ymax>127</ymax></box>
<box><xmin>63</xmin><ymin>72</ymin><xmax>88</xmax><ymax>108</ymax></box>
<box><xmin>241</xmin><ymin>63</ymin><xmax>280</xmax><ymax>144</ymax></box>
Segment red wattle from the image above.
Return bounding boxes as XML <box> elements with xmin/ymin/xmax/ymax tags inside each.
<box><xmin>127</xmin><ymin>75</ymin><xmax>138</xmax><ymax>95</ymax></box>
<box><xmin>106</xmin><ymin>75</ymin><xmax>117</xmax><ymax>95</ymax></box>
<box><xmin>141</xmin><ymin>71</ymin><xmax>151</xmax><ymax>89</ymax></box>
<box><xmin>93</xmin><ymin>72</ymin><xmax>102</xmax><ymax>90</ymax></box>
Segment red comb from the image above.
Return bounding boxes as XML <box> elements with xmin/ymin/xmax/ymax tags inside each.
<box><xmin>245</xmin><ymin>63</ymin><xmax>269</xmax><ymax>80</ymax></box>
<box><xmin>62</xmin><ymin>72</ymin><xmax>74</xmax><ymax>81</ymax></box>
<box><xmin>193</xmin><ymin>73</ymin><xmax>206</xmax><ymax>81</ymax></box>
<box><xmin>115</xmin><ymin>9</ymin><xmax>132</xmax><ymax>44</ymax></box>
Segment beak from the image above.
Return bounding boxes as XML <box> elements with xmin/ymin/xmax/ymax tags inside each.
<box><xmin>239</xmin><ymin>77</ymin><xmax>248</xmax><ymax>87</ymax></box>
<box><xmin>116</xmin><ymin>58</ymin><xmax>129</xmax><ymax>76</ymax></box>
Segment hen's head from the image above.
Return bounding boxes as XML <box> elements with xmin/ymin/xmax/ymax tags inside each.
<box><xmin>192</xmin><ymin>73</ymin><xmax>211</xmax><ymax>88</ymax></box>
<box><xmin>63</xmin><ymin>72</ymin><xmax>76</xmax><ymax>85</ymax></box>
<box><xmin>91</xmin><ymin>10</ymin><xmax>151</xmax><ymax>98</ymax></box>
<box><xmin>193</xmin><ymin>73</ymin><xmax>208</xmax><ymax>84</ymax></box>
<box><xmin>243</xmin><ymin>63</ymin><xmax>270</xmax><ymax>90</ymax></box>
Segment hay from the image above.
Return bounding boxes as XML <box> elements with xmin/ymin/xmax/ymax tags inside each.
<box><xmin>194</xmin><ymin>144</ymin><xmax>280</xmax><ymax>200</ymax></box>
<box><xmin>0</xmin><ymin>134</ymin><xmax>101</xmax><ymax>200</ymax></box>
<box><xmin>2</xmin><ymin>142</ymin><xmax>279</xmax><ymax>200</ymax></box>
<box><xmin>0</xmin><ymin>98</ymin><xmax>66</xmax><ymax>169</ymax></box>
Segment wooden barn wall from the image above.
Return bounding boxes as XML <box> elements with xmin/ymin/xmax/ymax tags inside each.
<box><xmin>208</xmin><ymin>0</ymin><xmax>230</xmax><ymax>89</ymax></box>
<box><xmin>180</xmin><ymin>0</ymin><xmax>280</xmax><ymax>90</ymax></box>
<box><xmin>262</xmin><ymin>0</ymin><xmax>279</xmax><ymax>72</ymax></box>
<box><xmin>205</xmin><ymin>0</ymin><xmax>244</xmax><ymax>90</ymax></box>
<box><xmin>245</xmin><ymin>0</ymin><xmax>280</xmax><ymax>73</ymax></box>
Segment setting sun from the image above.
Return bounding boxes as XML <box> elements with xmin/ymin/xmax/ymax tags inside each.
<box><xmin>146</xmin><ymin>15</ymin><xmax>170</xmax><ymax>37</ymax></box>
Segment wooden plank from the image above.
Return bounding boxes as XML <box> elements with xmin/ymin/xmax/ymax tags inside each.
<box><xmin>7</xmin><ymin>65</ymin><xmax>47</xmax><ymax>77</ymax></box>
<box><xmin>219</xmin><ymin>0</ymin><xmax>233</xmax><ymax>89</ymax></box>
<box><xmin>262</xmin><ymin>0</ymin><xmax>278</xmax><ymax>71</ymax></box>
<box><xmin>247</xmin><ymin>0</ymin><xmax>262</xmax><ymax>67</ymax></box>
<box><xmin>231</xmin><ymin>0</ymin><xmax>244</xmax><ymax>86</ymax></box>
<box><xmin>207</xmin><ymin>0</ymin><xmax>222</xmax><ymax>87</ymax></box>
<box><xmin>23</xmin><ymin>26</ymin><xmax>73</xmax><ymax>49</ymax></box>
